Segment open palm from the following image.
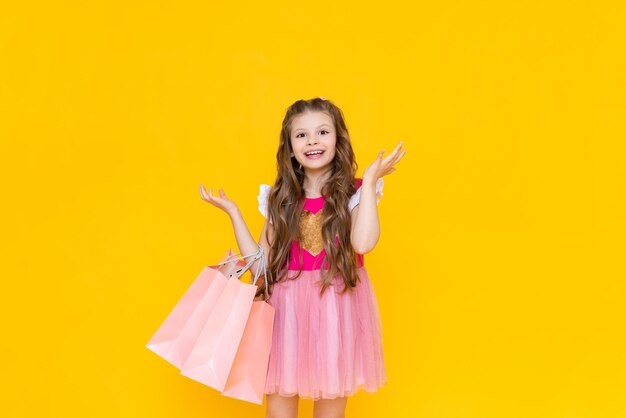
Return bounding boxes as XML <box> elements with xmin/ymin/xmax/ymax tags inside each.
<box><xmin>199</xmin><ymin>184</ymin><xmax>238</xmax><ymax>215</ymax></box>
<box><xmin>362</xmin><ymin>141</ymin><xmax>407</xmax><ymax>184</ymax></box>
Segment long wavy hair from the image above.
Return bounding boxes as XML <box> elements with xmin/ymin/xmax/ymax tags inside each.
<box><xmin>259</xmin><ymin>97</ymin><xmax>360</xmax><ymax>297</ymax></box>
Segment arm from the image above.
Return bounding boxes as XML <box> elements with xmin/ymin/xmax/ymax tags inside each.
<box><xmin>350</xmin><ymin>181</ymin><xmax>380</xmax><ymax>254</ymax></box>
<box><xmin>227</xmin><ymin>207</ymin><xmax>273</xmax><ymax>278</ymax></box>
<box><xmin>350</xmin><ymin>141</ymin><xmax>407</xmax><ymax>254</ymax></box>
<box><xmin>199</xmin><ymin>185</ymin><xmax>272</xmax><ymax>279</ymax></box>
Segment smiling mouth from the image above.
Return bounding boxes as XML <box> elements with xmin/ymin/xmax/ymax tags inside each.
<box><xmin>304</xmin><ymin>150</ymin><xmax>325</xmax><ymax>156</ymax></box>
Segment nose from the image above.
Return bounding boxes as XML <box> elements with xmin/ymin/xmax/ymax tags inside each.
<box><xmin>306</xmin><ymin>135</ymin><xmax>319</xmax><ymax>146</ymax></box>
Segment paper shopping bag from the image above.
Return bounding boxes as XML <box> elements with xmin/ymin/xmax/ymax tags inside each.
<box><xmin>221</xmin><ymin>300</ymin><xmax>275</xmax><ymax>404</ymax></box>
<box><xmin>145</xmin><ymin>250</ymin><xmax>246</xmax><ymax>369</ymax></box>
<box><xmin>179</xmin><ymin>277</ymin><xmax>258</xmax><ymax>391</ymax></box>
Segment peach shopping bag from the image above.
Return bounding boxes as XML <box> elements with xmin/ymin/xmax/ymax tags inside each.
<box><xmin>179</xmin><ymin>247</ymin><xmax>267</xmax><ymax>392</ymax></box>
<box><xmin>145</xmin><ymin>249</ymin><xmax>255</xmax><ymax>369</ymax></box>
<box><xmin>221</xmin><ymin>254</ymin><xmax>274</xmax><ymax>404</ymax></box>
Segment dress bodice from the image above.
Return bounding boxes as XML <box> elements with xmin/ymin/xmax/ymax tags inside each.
<box><xmin>258</xmin><ymin>178</ymin><xmax>383</xmax><ymax>271</ymax></box>
<box><xmin>286</xmin><ymin>180</ymin><xmax>365</xmax><ymax>271</ymax></box>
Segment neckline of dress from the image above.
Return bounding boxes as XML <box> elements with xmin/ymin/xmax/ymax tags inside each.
<box><xmin>305</xmin><ymin>195</ymin><xmax>325</xmax><ymax>200</ymax></box>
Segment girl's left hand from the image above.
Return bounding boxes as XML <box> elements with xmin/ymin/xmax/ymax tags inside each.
<box><xmin>362</xmin><ymin>141</ymin><xmax>407</xmax><ymax>185</ymax></box>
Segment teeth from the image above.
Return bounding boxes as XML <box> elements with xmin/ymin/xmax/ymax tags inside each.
<box><xmin>306</xmin><ymin>150</ymin><xmax>324</xmax><ymax>156</ymax></box>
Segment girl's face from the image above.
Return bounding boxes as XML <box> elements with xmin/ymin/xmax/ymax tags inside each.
<box><xmin>289</xmin><ymin>111</ymin><xmax>337</xmax><ymax>174</ymax></box>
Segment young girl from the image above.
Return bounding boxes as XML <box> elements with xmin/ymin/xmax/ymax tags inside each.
<box><xmin>199</xmin><ymin>97</ymin><xmax>406</xmax><ymax>418</ymax></box>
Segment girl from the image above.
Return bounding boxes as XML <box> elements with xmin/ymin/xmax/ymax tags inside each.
<box><xmin>199</xmin><ymin>97</ymin><xmax>406</xmax><ymax>418</ymax></box>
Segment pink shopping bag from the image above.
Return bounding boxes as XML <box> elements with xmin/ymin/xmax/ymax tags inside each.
<box><xmin>221</xmin><ymin>299</ymin><xmax>275</xmax><ymax>404</ymax></box>
<box><xmin>179</xmin><ymin>274</ymin><xmax>258</xmax><ymax>391</ymax></box>
<box><xmin>145</xmin><ymin>250</ymin><xmax>247</xmax><ymax>369</ymax></box>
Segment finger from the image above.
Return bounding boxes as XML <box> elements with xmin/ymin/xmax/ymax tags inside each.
<box><xmin>382</xmin><ymin>143</ymin><xmax>403</xmax><ymax>163</ymax></box>
<box><xmin>387</xmin><ymin>141</ymin><xmax>403</xmax><ymax>156</ymax></box>
<box><xmin>219</xmin><ymin>189</ymin><xmax>226</xmax><ymax>198</ymax></box>
<box><xmin>200</xmin><ymin>184</ymin><xmax>210</xmax><ymax>200</ymax></box>
<box><xmin>386</xmin><ymin>147</ymin><xmax>407</xmax><ymax>166</ymax></box>
<box><xmin>391</xmin><ymin>149</ymin><xmax>407</xmax><ymax>165</ymax></box>
<box><xmin>391</xmin><ymin>141</ymin><xmax>403</xmax><ymax>155</ymax></box>
<box><xmin>371</xmin><ymin>150</ymin><xmax>384</xmax><ymax>165</ymax></box>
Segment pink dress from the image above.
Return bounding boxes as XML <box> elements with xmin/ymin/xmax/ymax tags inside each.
<box><xmin>258</xmin><ymin>178</ymin><xmax>387</xmax><ymax>400</ymax></box>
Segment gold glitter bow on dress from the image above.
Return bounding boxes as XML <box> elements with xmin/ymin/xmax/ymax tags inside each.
<box><xmin>298</xmin><ymin>207</ymin><xmax>325</xmax><ymax>256</ymax></box>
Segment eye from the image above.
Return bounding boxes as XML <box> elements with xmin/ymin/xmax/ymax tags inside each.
<box><xmin>320</xmin><ymin>130</ymin><xmax>329</xmax><ymax>135</ymax></box>
<box><xmin>295</xmin><ymin>133</ymin><xmax>305</xmax><ymax>138</ymax></box>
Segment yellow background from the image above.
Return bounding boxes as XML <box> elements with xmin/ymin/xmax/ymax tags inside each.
<box><xmin>2</xmin><ymin>1</ymin><xmax>625</xmax><ymax>417</ymax></box>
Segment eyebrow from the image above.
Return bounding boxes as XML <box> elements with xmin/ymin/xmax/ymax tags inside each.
<box><xmin>293</xmin><ymin>124</ymin><xmax>332</xmax><ymax>133</ymax></box>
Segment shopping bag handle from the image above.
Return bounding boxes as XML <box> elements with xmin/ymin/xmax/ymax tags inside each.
<box><xmin>216</xmin><ymin>249</ymin><xmax>264</xmax><ymax>265</ymax></box>
<box><xmin>252</xmin><ymin>248</ymin><xmax>269</xmax><ymax>300</ymax></box>
<box><xmin>215</xmin><ymin>247</ymin><xmax>270</xmax><ymax>300</ymax></box>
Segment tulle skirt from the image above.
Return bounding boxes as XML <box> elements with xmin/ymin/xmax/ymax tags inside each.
<box><xmin>264</xmin><ymin>266</ymin><xmax>387</xmax><ymax>400</ymax></box>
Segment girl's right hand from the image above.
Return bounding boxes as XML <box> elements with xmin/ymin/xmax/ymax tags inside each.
<box><xmin>199</xmin><ymin>184</ymin><xmax>239</xmax><ymax>216</ymax></box>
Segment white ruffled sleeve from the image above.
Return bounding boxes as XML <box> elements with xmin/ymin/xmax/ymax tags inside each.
<box><xmin>348</xmin><ymin>177</ymin><xmax>385</xmax><ymax>212</ymax></box>
<box><xmin>257</xmin><ymin>184</ymin><xmax>272</xmax><ymax>224</ymax></box>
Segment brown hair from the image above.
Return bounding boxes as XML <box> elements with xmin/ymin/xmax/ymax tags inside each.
<box><xmin>260</xmin><ymin>97</ymin><xmax>360</xmax><ymax>297</ymax></box>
